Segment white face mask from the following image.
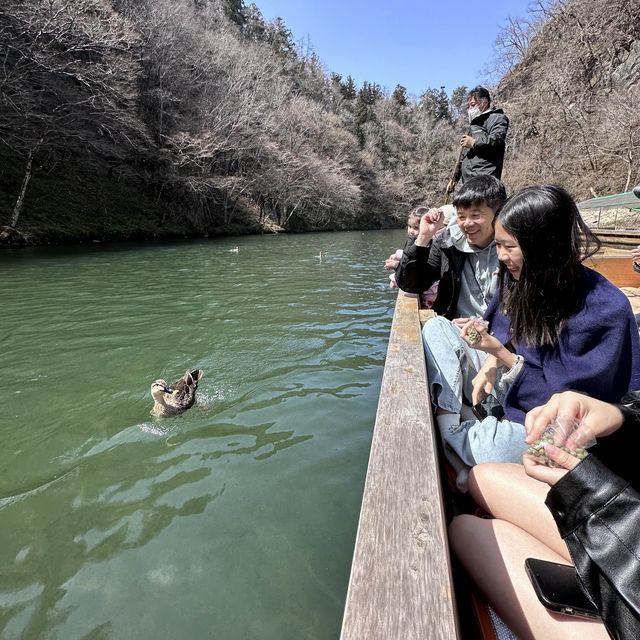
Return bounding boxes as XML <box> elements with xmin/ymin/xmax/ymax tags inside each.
<box><xmin>468</xmin><ymin>106</ymin><xmax>482</xmax><ymax>123</ymax></box>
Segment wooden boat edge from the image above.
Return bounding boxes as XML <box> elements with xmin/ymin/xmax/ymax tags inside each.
<box><xmin>339</xmin><ymin>292</ymin><xmax>460</xmax><ymax>640</ymax></box>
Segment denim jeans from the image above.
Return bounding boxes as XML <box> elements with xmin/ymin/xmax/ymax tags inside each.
<box><xmin>422</xmin><ymin>315</ymin><xmax>489</xmax><ymax>413</ymax></box>
<box><xmin>422</xmin><ymin>316</ymin><xmax>528</xmax><ymax>465</ymax></box>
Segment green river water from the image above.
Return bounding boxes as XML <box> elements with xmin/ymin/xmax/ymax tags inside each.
<box><xmin>0</xmin><ymin>229</ymin><xmax>406</xmax><ymax>639</ymax></box>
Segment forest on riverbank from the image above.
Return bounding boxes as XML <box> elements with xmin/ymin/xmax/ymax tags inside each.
<box><xmin>1</xmin><ymin>0</ymin><xmax>639</xmax><ymax>245</ymax></box>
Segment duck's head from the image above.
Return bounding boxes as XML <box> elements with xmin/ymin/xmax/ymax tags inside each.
<box><xmin>150</xmin><ymin>379</ymin><xmax>174</xmax><ymax>400</ymax></box>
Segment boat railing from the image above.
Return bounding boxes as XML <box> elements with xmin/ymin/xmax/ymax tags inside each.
<box><xmin>339</xmin><ymin>290</ymin><xmax>460</xmax><ymax>640</ymax></box>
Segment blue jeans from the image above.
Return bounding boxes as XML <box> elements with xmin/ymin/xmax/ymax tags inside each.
<box><xmin>422</xmin><ymin>316</ymin><xmax>488</xmax><ymax>413</ymax></box>
<box><xmin>422</xmin><ymin>316</ymin><xmax>528</xmax><ymax>465</ymax></box>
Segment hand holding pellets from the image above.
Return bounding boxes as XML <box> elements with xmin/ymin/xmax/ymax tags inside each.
<box><xmin>525</xmin><ymin>416</ymin><xmax>596</xmax><ymax>467</ymax></box>
<box><xmin>466</xmin><ymin>318</ymin><xmax>489</xmax><ymax>345</ymax></box>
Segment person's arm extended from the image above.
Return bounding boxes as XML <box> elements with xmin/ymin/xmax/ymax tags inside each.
<box><xmin>394</xmin><ymin>242</ymin><xmax>435</xmax><ymax>294</ymax></box>
<box><xmin>526</xmin><ymin>440</ymin><xmax>640</xmax><ymax>640</ymax></box>
<box><xmin>524</xmin><ymin>391</ymin><xmax>640</xmax><ymax>485</ymax></box>
<box><xmin>524</xmin><ymin>391</ymin><xmax>625</xmax><ymax>445</ymax></box>
<box><xmin>522</xmin><ymin>392</ymin><xmax>640</xmax><ymax>639</ymax></box>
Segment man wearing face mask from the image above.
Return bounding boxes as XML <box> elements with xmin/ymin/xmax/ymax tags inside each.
<box><xmin>447</xmin><ymin>86</ymin><xmax>509</xmax><ymax>191</ymax></box>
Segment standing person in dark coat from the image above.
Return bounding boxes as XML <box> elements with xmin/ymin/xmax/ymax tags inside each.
<box><xmin>447</xmin><ymin>86</ymin><xmax>509</xmax><ymax>190</ymax></box>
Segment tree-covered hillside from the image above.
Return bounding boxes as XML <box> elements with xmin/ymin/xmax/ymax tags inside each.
<box><xmin>495</xmin><ymin>0</ymin><xmax>640</xmax><ymax>197</ymax></box>
<box><xmin>1</xmin><ymin>0</ymin><xmax>638</xmax><ymax>245</ymax></box>
<box><xmin>0</xmin><ymin>0</ymin><xmax>467</xmax><ymax>244</ymax></box>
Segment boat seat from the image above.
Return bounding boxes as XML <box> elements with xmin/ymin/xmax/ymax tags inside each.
<box><xmin>419</xmin><ymin>308</ymin><xmax>436</xmax><ymax>327</ymax></box>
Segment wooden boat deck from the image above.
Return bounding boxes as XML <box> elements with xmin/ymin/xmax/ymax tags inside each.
<box><xmin>340</xmin><ymin>254</ymin><xmax>639</xmax><ymax>639</ymax></box>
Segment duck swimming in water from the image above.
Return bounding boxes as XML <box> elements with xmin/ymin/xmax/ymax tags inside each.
<box><xmin>150</xmin><ymin>369</ymin><xmax>204</xmax><ymax>417</ymax></box>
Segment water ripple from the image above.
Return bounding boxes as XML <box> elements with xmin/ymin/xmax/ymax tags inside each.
<box><xmin>0</xmin><ymin>229</ymin><xmax>406</xmax><ymax>640</ymax></box>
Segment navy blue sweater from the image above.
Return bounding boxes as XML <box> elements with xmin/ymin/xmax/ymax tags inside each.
<box><xmin>485</xmin><ymin>266</ymin><xmax>640</xmax><ymax>424</ymax></box>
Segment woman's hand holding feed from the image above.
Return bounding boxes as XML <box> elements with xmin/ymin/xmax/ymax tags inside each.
<box><xmin>415</xmin><ymin>209</ymin><xmax>445</xmax><ymax>247</ymax></box>
<box><xmin>524</xmin><ymin>391</ymin><xmax>625</xmax><ymax>446</ymax></box>
<box><xmin>523</xmin><ymin>391</ymin><xmax>626</xmax><ymax>486</ymax></box>
<box><xmin>523</xmin><ymin>447</ymin><xmax>575</xmax><ymax>486</ymax></box>
<box><xmin>459</xmin><ymin>318</ymin><xmax>502</xmax><ymax>354</ymax></box>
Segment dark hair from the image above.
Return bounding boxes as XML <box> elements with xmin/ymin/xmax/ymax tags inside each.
<box><xmin>468</xmin><ymin>86</ymin><xmax>491</xmax><ymax>106</ymax></box>
<box><xmin>496</xmin><ymin>184</ymin><xmax>601</xmax><ymax>346</ymax></box>
<box><xmin>453</xmin><ymin>175</ymin><xmax>507</xmax><ymax>213</ymax></box>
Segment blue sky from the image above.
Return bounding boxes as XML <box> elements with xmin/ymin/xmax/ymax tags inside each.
<box><xmin>251</xmin><ymin>0</ymin><xmax>534</xmax><ymax>98</ymax></box>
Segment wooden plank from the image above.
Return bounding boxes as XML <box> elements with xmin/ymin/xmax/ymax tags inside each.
<box><xmin>593</xmin><ymin>231</ymin><xmax>640</xmax><ymax>247</ymax></box>
<box><xmin>419</xmin><ymin>308</ymin><xmax>436</xmax><ymax>327</ymax></box>
<box><xmin>340</xmin><ymin>291</ymin><xmax>460</xmax><ymax>640</ymax></box>
<box><xmin>584</xmin><ymin>254</ymin><xmax>640</xmax><ymax>287</ymax></box>
<box><xmin>620</xmin><ymin>287</ymin><xmax>640</xmax><ymax>314</ymax></box>
<box><xmin>593</xmin><ymin>229</ymin><xmax>640</xmax><ymax>237</ymax></box>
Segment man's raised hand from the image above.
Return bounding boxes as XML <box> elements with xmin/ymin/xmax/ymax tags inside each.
<box><xmin>416</xmin><ymin>208</ymin><xmax>445</xmax><ymax>246</ymax></box>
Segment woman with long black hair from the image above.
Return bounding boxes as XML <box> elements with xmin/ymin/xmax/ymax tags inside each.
<box><xmin>443</xmin><ymin>184</ymin><xmax>640</xmax><ymax>477</ymax></box>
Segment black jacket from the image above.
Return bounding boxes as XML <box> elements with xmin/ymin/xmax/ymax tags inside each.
<box><xmin>394</xmin><ymin>229</ymin><xmax>474</xmax><ymax>320</ymax></box>
<box><xmin>456</xmin><ymin>108</ymin><xmax>509</xmax><ymax>183</ymax></box>
<box><xmin>545</xmin><ymin>395</ymin><xmax>640</xmax><ymax>640</ymax></box>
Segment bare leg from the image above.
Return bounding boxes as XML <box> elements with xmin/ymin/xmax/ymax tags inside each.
<box><xmin>449</xmin><ymin>515</ymin><xmax>609</xmax><ymax>640</ymax></box>
<box><xmin>469</xmin><ymin>462</ymin><xmax>570</xmax><ymax>561</ymax></box>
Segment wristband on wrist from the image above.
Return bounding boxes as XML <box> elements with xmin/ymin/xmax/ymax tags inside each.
<box><xmin>497</xmin><ymin>354</ymin><xmax>524</xmax><ymax>391</ymax></box>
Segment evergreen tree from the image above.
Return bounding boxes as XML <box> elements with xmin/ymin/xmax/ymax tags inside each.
<box><xmin>341</xmin><ymin>75</ymin><xmax>357</xmax><ymax>100</ymax></box>
<box><xmin>358</xmin><ymin>81</ymin><xmax>382</xmax><ymax>106</ymax></box>
<box><xmin>223</xmin><ymin>0</ymin><xmax>246</xmax><ymax>28</ymax></box>
<box><xmin>266</xmin><ymin>17</ymin><xmax>295</xmax><ymax>60</ymax></box>
<box><xmin>419</xmin><ymin>86</ymin><xmax>450</xmax><ymax>121</ymax></box>
<box><xmin>353</xmin><ymin>82</ymin><xmax>380</xmax><ymax>147</ymax></box>
<box><xmin>450</xmin><ymin>85</ymin><xmax>468</xmax><ymax>122</ymax></box>
<box><xmin>243</xmin><ymin>3</ymin><xmax>267</xmax><ymax>41</ymax></box>
<box><xmin>391</xmin><ymin>84</ymin><xmax>408</xmax><ymax>106</ymax></box>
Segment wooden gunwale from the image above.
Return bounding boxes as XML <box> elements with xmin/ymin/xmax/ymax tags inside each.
<box><xmin>585</xmin><ymin>254</ymin><xmax>640</xmax><ymax>307</ymax></box>
<box><xmin>340</xmin><ymin>254</ymin><xmax>640</xmax><ymax>639</ymax></box>
<box><xmin>592</xmin><ymin>229</ymin><xmax>640</xmax><ymax>247</ymax></box>
<box><xmin>339</xmin><ymin>291</ymin><xmax>459</xmax><ymax>640</ymax></box>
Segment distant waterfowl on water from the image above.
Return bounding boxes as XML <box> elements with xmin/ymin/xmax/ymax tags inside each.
<box><xmin>150</xmin><ymin>369</ymin><xmax>204</xmax><ymax>417</ymax></box>
<box><xmin>316</xmin><ymin>251</ymin><xmax>324</xmax><ymax>259</ymax></box>
<box><xmin>229</xmin><ymin>246</ymin><xmax>239</xmax><ymax>253</ymax></box>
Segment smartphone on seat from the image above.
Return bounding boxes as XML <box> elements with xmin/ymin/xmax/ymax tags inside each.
<box><xmin>525</xmin><ymin>558</ymin><xmax>601</xmax><ymax>620</ymax></box>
